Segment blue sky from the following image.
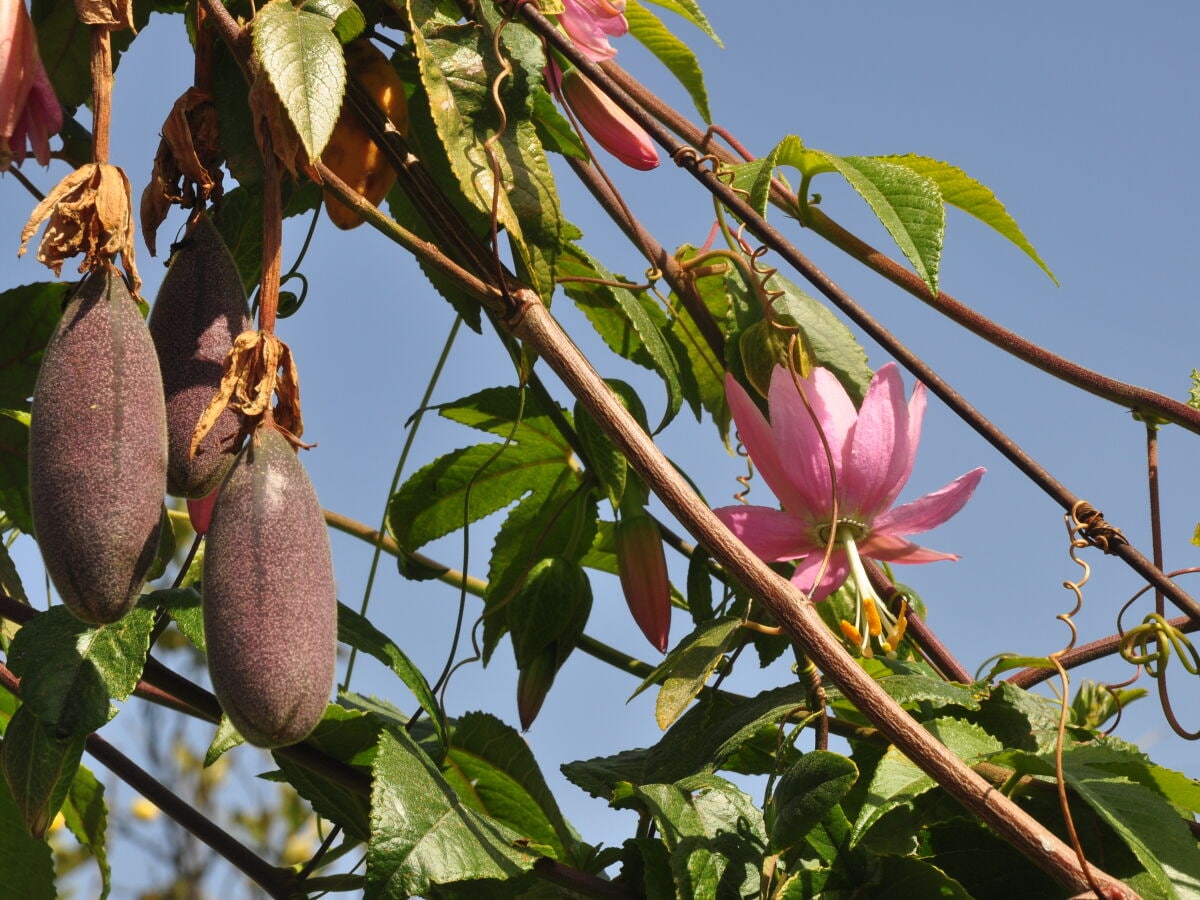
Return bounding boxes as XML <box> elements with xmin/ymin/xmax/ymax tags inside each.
<box><xmin>4</xmin><ymin>0</ymin><xmax>1200</xmax><ymax>890</ymax></box>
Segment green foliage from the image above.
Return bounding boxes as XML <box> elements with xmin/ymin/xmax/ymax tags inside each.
<box><xmin>626</xmin><ymin>0</ymin><xmax>711</xmax><ymax>122</ymax></box>
<box><xmin>252</xmin><ymin>0</ymin><xmax>348</xmax><ymax>161</ymax></box>
<box><xmin>0</xmin><ymin>703</ymin><xmax>84</xmax><ymax>838</ymax></box>
<box><xmin>629</xmin><ymin>616</ymin><xmax>741</xmax><ymax>729</ymax></box>
<box><xmin>0</xmin><ymin>760</ymin><xmax>56</xmax><ymax>900</ymax></box>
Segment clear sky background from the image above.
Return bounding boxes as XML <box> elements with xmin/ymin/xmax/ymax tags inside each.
<box><xmin>4</xmin><ymin>1</ymin><xmax>1200</xmax><ymax>893</ymax></box>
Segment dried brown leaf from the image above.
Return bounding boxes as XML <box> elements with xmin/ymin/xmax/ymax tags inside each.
<box><xmin>141</xmin><ymin>88</ymin><xmax>223</xmax><ymax>255</ymax></box>
<box><xmin>191</xmin><ymin>330</ymin><xmax>305</xmax><ymax>457</ymax></box>
<box><xmin>74</xmin><ymin>0</ymin><xmax>134</xmax><ymax>29</ymax></box>
<box><xmin>19</xmin><ymin>162</ymin><xmax>141</xmax><ymax>293</ymax></box>
<box><xmin>248</xmin><ymin>75</ymin><xmax>312</xmax><ymax>181</ymax></box>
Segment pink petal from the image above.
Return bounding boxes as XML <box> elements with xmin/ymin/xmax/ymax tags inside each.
<box><xmin>1</xmin><ymin>0</ymin><xmax>37</xmax><ymax>140</ymax></box>
<box><xmin>859</xmin><ymin>533</ymin><xmax>959</xmax><ymax>564</ymax></box>
<box><xmin>845</xmin><ymin>363</ymin><xmax>911</xmax><ymax>518</ymax></box>
<box><xmin>790</xmin><ymin>549</ymin><xmax>850</xmax><ymax>602</ymax></box>
<box><xmin>872</xmin><ymin>467</ymin><xmax>985</xmax><ymax>537</ymax></box>
<box><xmin>725</xmin><ymin>373</ymin><xmax>806</xmax><ymax>512</ymax></box>
<box><xmin>712</xmin><ymin>505</ymin><xmax>813</xmax><ymax>562</ymax></box>
<box><xmin>766</xmin><ymin>366</ymin><xmax>855</xmax><ymax>518</ymax></box>
<box><xmin>559</xmin><ymin>0</ymin><xmax>627</xmax><ymax>62</ymax></box>
<box><xmin>880</xmin><ymin>380</ymin><xmax>927</xmax><ymax>511</ymax></box>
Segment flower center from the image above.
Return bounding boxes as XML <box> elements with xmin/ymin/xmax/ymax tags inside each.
<box><xmin>815</xmin><ymin>517</ymin><xmax>871</xmax><ymax>545</ymax></box>
<box><xmin>833</xmin><ymin>527</ymin><xmax>908</xmax><ymax>660</ymax></box>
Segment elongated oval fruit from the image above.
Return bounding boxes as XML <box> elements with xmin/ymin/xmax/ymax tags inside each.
<box><xmin>203</xmin><ymin>428</ymin><xmax>336</xmax><ymax>748</ymax></box>
<box><xmin>321</xmin><ymin>38</ymin><xmax>408</xmax><ymax>230</ymax></box>
<box><xmin>29</xmin><ymin>265</ymin><xmax>167</xmax><ymax>624</ymax></box>
<box><xmin>148</xmin><ymin>214</ymin><xmax>251</xmax><ymax>497</ymax></box>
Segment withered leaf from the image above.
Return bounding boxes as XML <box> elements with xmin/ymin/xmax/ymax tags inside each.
<box><xmin>74</xmin><ymin>0</ymin><xmax>134</xmax><ymax>30</ymax></box>
<box><xmin>19</xmin><ymin>162</ymin><xmax>141</xmax><ymax>294</ymax></box>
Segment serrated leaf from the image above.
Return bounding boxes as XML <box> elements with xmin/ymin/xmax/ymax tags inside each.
<box><xmin>820</xmin><ymin>153</ymin><xmax>945</xmax><ymax>296</ymax></box>
<box><xmin>407</xmin><ymin>0</ymin><xmax>563</xmax><ymax>298</ymax></box>
<box><xmin>628</xmin><ymin>617</ymin><xmax>740</xmax><ymax>729</ymax></box>
<box><xmin>626</xmin><ymin>1</ymin><xmax>710</xmax><ymax>122</ymax></box>
<box><xmin>437</xmin><ymin>386</ymin><xmax>567</xmax><ymax>452</ymax></box>
<box><xmin>0</xmin><ymin>767</ymin><xmax>55</xmax><ymax>900</ymax></box>
<box><xmin>302</xmin><ymin>0</ymin><xmax>366</xmax><ymax>44</ymax></box>
<box><xmin>872</xmin><ymin>674</ymin><xmax>982</xmax><ymax>712</ymax></box>
<box><xmin>337</xmin><ymin>602</ymin><xmax>448</xmax><ymax>753</ymax></box>
<box><xmin>530</xmin><ymin>85</ymin><xmax>587</xmax><ymax>159</ymax></box>
<box><xmin>273</xmin><ymin>705</ymin><xmax>379</xmax><ymax>842</ymax></box>
<box><xmin>851</xmin><ymin>717</ymin><xmax>1002</xmax><ymax>845</ymax></box>
<box><xmin>766</xmin><ymin>751</ymin><xmax>857</xmax><ymax>853</ymax></box>
<box><xmin>559</xmin><ymin>245</ymin><xmax>684</xmax><ymax>430</ymax></box>
<box><xmin>252</xmin><ymin>0</ymin><xmax>347</xmax><ymax>160</ymax></box>
<box><xmin>999</xmin><ymin>748</ymin><xmax>1200</xmax><ymax>899</ymax></box>
<box><xmin>563</xmin><ymin>684</ymin><xmax>810</xmax><ymax>799</ymax></box>
<box><xmin>1</xmin><ymin>704</ymin><xmax>84</xmax><ymax>838</ymax></box>
<box><xmin>145</xmin><ymin>587</ymin><xmax>205</xmax><ymax>652</ymax></box>
<box><xmin>60</xmin><ymin>763</ymin><xmax>109</xmax><ymax>899</ymax></box>
<box><xmin>878</xmin><ymin>154</ymin><xmax>1056</xmax><ymax>284</ymax></box>
<box><xmin>7</xmin><ymin>606</ymin><xmax>156</xmax><ymax>736</ymax></box>
<box><xmin>367</xmin><ymin>728</ymin><xmax>537</xmax><ymax>896</ymax></box>
<box><xmin>204</xmin><ymin>716</ymin><xmax>244</xmax><ymax>767</ymax></box>
<box><xmin>876</xmin><ymin>856</ymin><xmax>973</xmax><ymax>899</ymax></box>
<box><xmin>442</xmin><ymin>712</ymin><xmax>577</xmax><ymax>863</ymax></box>
<box><xmin>640</xmin><ymin>0</ymin><xmax>721</xmax><ymax>44</ymax></box>
<box><xmin>634</xmin><ymin>775</ymin><xmax>765</xmax><ymax>900</ymax></box>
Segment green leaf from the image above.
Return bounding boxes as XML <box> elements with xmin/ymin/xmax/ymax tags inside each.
<box><xmin>627</xmin><ymin>617</ymin><xmax>741</xmax><ymax>729</ymax></box>
<box><xmin>483</xmin><ymin>483</ymin><xmax>596</xmax><ymax>659</ymax></box>
<box><xmin>626</xmin><ymin>1</ymin><xmax>710</xmax><ymax>122</ymax></box>
<box><xmin>573</xmin><ymin>400</ymin><xmax>627</xmax><ymax>509</ymax></box>
<box><xmin>508</xmin><ymin>559</ymin><xmax>592</xmax><ymax>670</ymax></box>
<box><xmin>530</xmin><ymin>86</ymin><xmax>587</xmax><ymax>160</ymax></box>
<box><xmin>252</xmin><ymin>0</ymin><xmax>347</xmax><ymax>160</ymax></box>
<box><xmin>639</xmin><ymin>0</ymin><xmax>722</xmax><ymax>44</ymax></box>
<box><xmin>337</xmin><ymin>601</ymin><xmax>448</xmax><ymax>753</ymax></box>
<box><xmin>204</xmin><ymin>717</ymin><xmax>244</xmax><ymax>766</ymax></box>
<box><xmin>0</xmin><ymin>407</ymin><xmax>32</xmax><ymax>533</ymax></box>
<box><xmin>878</xmin><ymin>154</ymin><xmax>1057</xmax><ymax>284</ymax></box>
<box><xmin>0</xmin><ymin>539</ymin><xmax>26</xmax><ymax>604</ymax></box>
<box><xmin>367</xmin><ymin>728</ymin><xmax>538</xmax><ymax>896</ymax></box>
<box><xmin>999</xmin><ymin>744</ymin><xmax>1200</xmax><ymax>898</ymax></box>
<box><xmin>0</xmin><ymin>703</ymin><xmax>84</xmax><ymax>838</ymax></box>
<box><xmin>634</xmin><ymin>775</ymin><xmax>765</xmax><ymax>900</ymax></box>
<box><xmin>437</xmin><ymin>386</ymin><xmax>567</xmax><ymax>451</ymax></box>
<box><xmin>666</xmin><ymin>247</ymin><xmax>732</xmax><ymax>440</ymax></box>
<box><xmin>273</xmin><ymin>705</ymin><xmax>379</xmax><ymax>842</ymax></box>
<box><xmin>7</xmin><ymin>606</ymin><xmax>156</xmax><ymax>735</ymax></box>
<box><xmin>766</xmin><ymin>751</ymin><xmax>858</xmax><ymax>853</ymax></box>
<box><xmin>875</xmin><ymin>856</ymin><xmax>973</xmax><ymax>899</ymax></box>
<box><xmin>60</xmin><ymin>763</ymin><xmax>110</xmax><ymax>900</ymax></box>
<box><xmin>0</xmin><ymin>764</ymin><xmax>55</xmax><ymax>900</ymax></box>
<box><xmin>870</xmin><ymin>674</ymin><xmax>983</xmax><ymax>713</ymax></box>
<box><xmin>562</xmin><ymin>684</ymin><xmax>810</xmax><ymax>798</ymax></box>
<box><xmin>851</xmin><ymin>717</ymin><xmax>1002</xmax><ymax>845</ymax></box>
<box><xmin>302</xmin><ymin>0</ymin><xmax>366</xmax><ymax>44</ymax></box>
<box><xmin>442</xmin><ymin>712</ymin><xmax>578</xmax><ymax>863</ymax></box>
<box><xmin>819</xmin><ymin>153</ymin><xmax>945</xmax><ymax>296</ymax></box>
<box><xmin>145</xmin><ymin>587</ymin><xmax>205</xmax><ymax>652</ymax></box>
<box><xmin>0</xmin><ymin>282</ymin><xmax>68</xmax><ymax>408</ymax></box>
<box><xmin>559</xmin><ymin>245</ymin><xmax>684</xmax><ymax>430</ymax></box>
<box><xmin>407</xmin><ymin>0</ymin><xmax>563</xmax><ymax>298</ymax></box>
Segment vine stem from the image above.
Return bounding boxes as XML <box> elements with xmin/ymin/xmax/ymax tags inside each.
<box><xmin>521</xmin><ymin>3</ymin><xmax>1200</xmax><ymax>636</ymax></box>
<box><xmin>504</xmin><ymin>286</ymin><xmax>1137</xmax><ymax>898</ymax></box>
<box><xmin>89</xmin><ymin>26</ymin><xmax>112</xmax><ymax>163</ymax></box>
<box><xmin>599</xmin><ymin>61</ymin><xmax>1200</xmax><ymax>438</ymax></box>
<box><xmin>0</xmin><ymin>661</ymin><xmax>297</xmax><ymax>900</ymax></box>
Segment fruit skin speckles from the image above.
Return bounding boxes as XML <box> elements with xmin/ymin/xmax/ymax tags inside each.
<box><xmin>29</xmin><ymin>265</ymin><xmax>167</xmax><ymax>625</ymax></box>
<box><xmin>148</xmin><ymin>213</ymin><xmax>251</xmax><ymax>498</ymax></box>
<box><xmin>202</xmin><ymin>427</ymin><xmax>337</xmax><ymax>748</ymax></box>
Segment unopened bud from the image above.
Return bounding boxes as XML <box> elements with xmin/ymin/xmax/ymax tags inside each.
<box><xmin>187</xmin><ymin>489</ymin><xmax>218</xmax><ymax>536</ymax></box>
<box><xmin>557</xmin><ymin>67</ymin><xmax>659</xmax><ymax>171</ymax></box>
<box><xmin>614</xmin><ymin>513</ymin><xmax>671</xmax><ymax>652</ymax></box>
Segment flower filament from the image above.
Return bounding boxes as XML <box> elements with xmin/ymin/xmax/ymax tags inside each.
<box><xmin>835</xmin><ymin>524</ymin><xmax>908</xmax><ymax>658</ymax></box>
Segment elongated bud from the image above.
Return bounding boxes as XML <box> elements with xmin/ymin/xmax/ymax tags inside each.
<box><xmin>516</xmin><ymin>650</ymin><xmax>557</xmax><ymax>731</ymax></box>
<box><xmin>557</xmin><ymin>67</ymin><xmax>659</xmax><ymax>171</ymax></box>
<box><xmin>186</xmin><ymin>489</ymin><xmax>217</xmax><ymax>536</ymax></box>
<box><xmin>614</xmin><ymin>513</ymin><xmax>671</xmax><ymax>652</ymax></box>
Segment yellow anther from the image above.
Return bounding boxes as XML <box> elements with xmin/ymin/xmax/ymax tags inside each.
<box><xmin>839</xmin><ymin>620</ymin><xmax>863</xmax><ymax>645</ymax></box>
<box><xmin>863</xmin><ymin>596</ymin><xmax>883</xmax><ymax>637</ymax></box>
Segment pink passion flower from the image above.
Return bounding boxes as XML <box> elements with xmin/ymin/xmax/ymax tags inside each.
<box><xmin>558</xmin><ymin>0</ymin><xmax>629</xmax><ymax>62</ymax></box>
<box><xmin>1</xmin><ymin>0</ymin><xmax>62</xmax><ymax>169</ymax></box>
<box><xmin>713</xmin><ymin>364</ymin><xmax>985</xmax><ymax>658</ymax></box>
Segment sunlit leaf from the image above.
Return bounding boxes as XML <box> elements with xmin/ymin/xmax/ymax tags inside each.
<box><xmin>878</xmin><ymin>154</ymin><xmax>1057</xmax><ymax>284</ymax></box>
<box><xmin>7</xmin><ymin>606</ymin><xmax>156</xmax><ymax>736</ymax></box>
<box><xmin>367</xmin><ymin>728</ymin><xmax>537</xmax><ymax>895</ymax></box>
<box><xmin>628</xmin><ymin>617</ymin><xmax>740</xmax><ymax>729</ymax></box>
<box><xmin>766</xmin><ymin>751</ymin><xmax>857</xmax><ymax>853</ymax></box>
<box><xmin>252</xmin><ymin>0</ymin><xmax>347</xmax><ymax>160</ymax></box>
<box><xmin>60</xmin><ymin>764</ymin><xmax>110</xmax><ymax>900</ymax></box>
<box><xmin>640</xmin><ymin>0</ymin><xmax>721</xmax><ymax>45</ymax></box>
<box><xmin>627</xmin><ymin>1</ymin><xmax>710</xmax><ymax>122</ymax></box>
<box><xmin>0</xmin><ymin>703</ymin><xmax>84</xmax><ymax>838</ymax></box>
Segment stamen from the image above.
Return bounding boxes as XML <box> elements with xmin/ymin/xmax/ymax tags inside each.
<box><xmin>863</xmin><ymin>597</ymin><xmax>883</xmax><ymax>637</ymax></box>
<box><xmin>839</xmin><ymin>620</ymin><xmax>863</xmax><ymax>645</ymax></box>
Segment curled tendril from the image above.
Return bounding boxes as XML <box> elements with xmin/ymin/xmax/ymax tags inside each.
<box><xmin>1120</xmin><ymin>614</ymin><xmax>1200</xmax><ymax>677</ymax></box>
<box><xmin>733</xmin><ymin>439</ymin><xmax>753</xmax><ymax>505</ymax></box>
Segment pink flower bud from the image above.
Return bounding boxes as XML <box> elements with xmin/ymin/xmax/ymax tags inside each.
<box><xmin>558</xmin><ymin>0</ymin><xmax>628</xmax><ymax>63</ymax></box>
<box><xmin>187</xmin><ymin>489</ymin><xmax>218</xmax><ymax>536</ymax></box>
<box><xmin>614</xmin><ymin>513</ymin><xmax>671</xmax><ymax>652</ymax></box>
<box><xmin>1</xmin><ymin>1</ymin><xmax>63</xmax><ymax>169</ymax></box>
<box><xmin>554</xmin><ymin>65</ymin><xmax>659</xmax><ymax>171</ymax></box>
<box><xmin>516</xmin><ymin>650</ymin><xmax>557</xmax><ymax>731</ymax></box>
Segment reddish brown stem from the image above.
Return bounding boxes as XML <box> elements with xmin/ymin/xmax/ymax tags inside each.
<box><xmin>257</xmin><ymin>130</ymin><xmax>282</xmax><ymax>335</ymax></box>
<box><xmin>90</xmin><ymin>27</ymin><xmax>112</xmax><ymax>162</ymax></box>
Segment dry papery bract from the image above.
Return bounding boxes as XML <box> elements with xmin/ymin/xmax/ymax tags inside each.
<box><xmin>19</xmin><ymin>162</ymin><xmax>141</xmax><ymax>293</ymax></box>
<box><xmin>74</xmin><ymin>0</ymin><xmax>134</xmax><ymax>30</ymax></box>
<box><xmin>191</xmin><ymin>329</ymin><xmax>304</xmax><ymax>456</ymax></box>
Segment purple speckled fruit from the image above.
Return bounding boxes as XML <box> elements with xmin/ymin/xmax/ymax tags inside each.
<box><xmin>202</xmin><ymin>427</ymin><xmax>336</xmax><ymax>748</ymax></box>
<box><xmin>29</xmin><ymin>266</ymin><xmax>168</xmax><ymax>624</ymax></box>
<box><xmin>148</xmin><ymin>213</ymin><xmax>251</xmax><ymax>498</ymax></box>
